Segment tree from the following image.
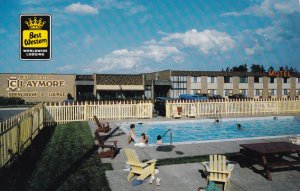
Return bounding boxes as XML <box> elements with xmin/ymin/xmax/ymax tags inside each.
<box><xmin>279</xmin><ymin>66</ymin><xmax>284</xmax><ymax>71</ymax></box>
<box><xmin>268</xmin><ymin>66</ymin><xmax>274</xmax><ymax>71</ymax></box>
<box><xmin>225</xmin><ymin>67</ymin><xmax>230</xmax><ymax>72</ymax></box>
<box><xmin>250</xmin><ymin>64</ymin><xmax>265</xmax><ymax>72</ymax></box>
<box><xmin>231</xmin><ymin>64</ymin><xmax>248</xmax><ymax>72</ymax></box>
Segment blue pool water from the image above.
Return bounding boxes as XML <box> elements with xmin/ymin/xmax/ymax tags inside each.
<box><xmin>120</xmin><ymin>116</ymin><xmax>300</xmax><ymax>144</ymax></box>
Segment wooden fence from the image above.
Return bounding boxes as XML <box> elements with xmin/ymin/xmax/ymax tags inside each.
<box><xmin>0</xmin><ymin>100</ymin><xmax>152</xmax><ymax>167</ymax></box>
<box><xmin>45</xmin><ymin>100</ymin><xmax>153</xmax><ymax>124</ymax></box>
<box><xmin>0</xmin><ymin>103</ymin><xmax>44</xmax><ymax>167</ymax></box>
<box><xmin>166</xmin><ymin>98</ymin><xmax>300</xmax><ymax>118</ymax></box>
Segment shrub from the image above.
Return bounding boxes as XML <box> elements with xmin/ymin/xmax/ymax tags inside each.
<box><xmin>0</xmin><ymin>96</ymin><xmax>25</xmax><ymax>105</ymax></box>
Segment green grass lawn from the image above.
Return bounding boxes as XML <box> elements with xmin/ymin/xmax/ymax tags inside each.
<box><xmin>26</xmin><ymin>121</ymin><xmax>112</xmax><ymax>191</ymax></box>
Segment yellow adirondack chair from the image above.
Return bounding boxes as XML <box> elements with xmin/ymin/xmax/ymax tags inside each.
<box><xmin>202</xmin><ymin>155</ymin><xmax>234</xmax><ymax>191</ymax></box>
<box><xmin>290</xmin><ymin>137</ymin><xmax>300</xmax><ymax>145</ymax></box>
<box><xmin>124</xmin><ymin>148</ymin><xmax>157</xmax><ymax>181</ymax></box>
<box><xmin>172</xmin><ymin>106</ymin><xmax>181</xmax><ymax>119</ymax></box>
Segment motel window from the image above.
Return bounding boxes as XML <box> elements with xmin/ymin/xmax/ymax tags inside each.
<box><xmin>283</xmin><ymin>78</ymin><xmax>288</xmax><ymax>84</ymax></box>
<box><xmin>208</xmin><ymin>89</ymin><xmax>217</xmax><ymax>96</ymax></box>
<box><xmin>298</xmin><ymin>78</ymin><xmax>300</xmax><ymax>83</ymax></box>
<box><xmin>239</xmin><ymin>89</ymin><xmax>248</xmax><ymax>96</ymax></box>
<box><xmin>171</xmin><ymin>76</ymin><xmax>177</xmax><ymax>81</ymax></box>
<box><xmin>269</xmin><ymin>77</ymin><xmax>276</xmax><ymax>83</ymax></box>
<box><xmin>178</xmin><ymin>76</ymin><xmax>186</xmax><ymax>82</ymax></box>
<box><xmin>255</xmin><ymin>89</ymin><xmax>262</xmax><ymax>96</ymax></box>
<box><xmin>254</xmin><ymin>77</ymin><xmax>262</xmax><ymax>83</ymax></box>
<box><xmin>223</xmin><ymin>89</ymin><xmax>232</xmax><ymax>96</ymax></box>
<box><xmin>192</xmin><ymin>89</ymin><xmax>200</xmax><ymax>94</ymax></box>
<box><xmin>282</xmin><ymin>89</ymin><xmax>288</xmax><ymax>96</ymax></box>
<box><xmin>208</xmin><ymin>77</ymin><xmax>216</xmax><ymax>83</ymax></box>
<box><xmin>269</xmin><ymin>89</ymin><xmax>277</xmax><ymax>96</ymax></box>
<box><xmin>239</xmin><ymin>76</ymin><xmax>248</xmax><ymax>83</ymax></box>
<box><xmin>192</xmin><ymin>77</ymin><xmax>201</xmax><ymax>83</ymax></box>
<box><xmin>224</xmin><ymin>76</ymin><xmax>232</xmax><ymax>83</ymax></box>
<box><xmin>297</xmin><ymin>89</ymin><xmax>300</xmax><ymax>95</ymax></box>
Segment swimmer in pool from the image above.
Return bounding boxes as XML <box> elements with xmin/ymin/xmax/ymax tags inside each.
<box><xmin>237</xmin><ymin>124</ymin><xmax>242</xmax><ymax>130</ymax></box>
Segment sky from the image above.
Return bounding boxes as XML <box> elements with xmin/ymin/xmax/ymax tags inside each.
<box><xmin>0</xmin><ymin>0</ymin><xmax>300</xmax><ymax>74</ymax></box>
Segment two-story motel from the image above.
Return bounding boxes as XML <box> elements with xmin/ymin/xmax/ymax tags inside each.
<box><xmin>1</xmin><ymin>70</ymin><xmax>300</xmax><ymax>102</ymax></box>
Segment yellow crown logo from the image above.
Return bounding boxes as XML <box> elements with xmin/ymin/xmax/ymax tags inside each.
<box><xmin>25</xmin><ymin>17</ymin><xmax>46</xmax><ymax>30</ymax></box>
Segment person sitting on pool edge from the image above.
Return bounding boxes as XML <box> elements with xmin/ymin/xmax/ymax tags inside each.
<box><xmin>128</xmin><ymin>124</ymin><xmax>137</xmax><ymax>144</ymax></box>
<box><xmin>140</xmin><ymin>133</ymin><xmax>148</xmax><ymax>144</ymax></box>
<box><xmin>134</xmin><ymin>133</ymin><xmax>148</xmax><ymax>147</ymax></box>
<box><xmin>237</xmin><ymin>123</ymin><xmax>242</xmax><ymax>130</ymax></box>
<box><xmin>156</xmin><ymin>135</ymin><xmax>162</xmax><ymax>145</ymax></box>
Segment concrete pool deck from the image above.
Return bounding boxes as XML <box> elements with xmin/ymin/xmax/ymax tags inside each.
<box><xmin>88</xmin><ymin>117</ymin><xmax>300</xmax><ymax>191</ymax></box>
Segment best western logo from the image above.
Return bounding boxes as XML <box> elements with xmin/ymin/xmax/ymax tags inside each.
<box><xmin>23</xmin><ymin>17</ymin><xmax>48</xmax><ymax>48</ymax></box>
<box><xmin>20</xmin><ymin>14</ymin><xmax>51</xmax><ymax>60</ymax></box>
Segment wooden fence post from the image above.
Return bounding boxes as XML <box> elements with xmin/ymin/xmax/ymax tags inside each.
<box><xmin>84</xmin><ymin>101</ymin><xmax>87</xmax><ymax>121</ymax></box>
<box><xmin>17</xmin><ymin>118</ymin><xmax>21</xmax><ymax>155</ymax></box>
<box><xmin>118</xmin><ymin>102</ymin><xmax>121</xmax><ymax>120</ymax></box>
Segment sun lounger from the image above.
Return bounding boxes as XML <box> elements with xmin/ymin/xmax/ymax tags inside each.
<box><xmin>94</xmin><ymin>115</ymin><xmax>111</xmax><ymax>133</ymax></box>
<box><xmin>124</xmin><ymin>148</ymin><xmax>157</xmax><ymax>181</ymax></box>
<box><xmin>94</xmin><ymin>130</ymin><xmax>118</xmax><ymax>159</ymax></box>
<box><xmin>188</xmin><ymin>105</ymin><xmax>196</xmax><ymax>118</ymax></box>
<box><xmin>171</xmin><ymin>106</ymin><xmax>181</xmax><ymax>119</ymax></box>
<box><xmin>290</xmin><ymin>137</ymin><xmax>300</xmax><ymax>145</ymax></box>
<box><xmin>202</xmin><ymin>155</ymin><xmax>234</xmax><ymax>191</ymax></box>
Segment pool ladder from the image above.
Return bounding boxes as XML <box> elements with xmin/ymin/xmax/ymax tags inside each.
<box><xmin>161</xmin><ymin>128</ymin><xmax>172</xmax><ymax>145</ymax></box>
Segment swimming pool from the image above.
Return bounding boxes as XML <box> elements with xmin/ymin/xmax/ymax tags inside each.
<box><xmin>119</xmin><ymin>116</ymin><xmax>300</xmax><ymax>144</ymax></box>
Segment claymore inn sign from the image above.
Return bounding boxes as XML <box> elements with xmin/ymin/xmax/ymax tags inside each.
<box><xmin>0</xmin><ymin>74</ymin><xmax>75</xmax><ymax>102</ymax></box>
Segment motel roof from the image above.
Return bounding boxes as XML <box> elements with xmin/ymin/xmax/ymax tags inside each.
<box><xmin>170</xmin><ymin>70</ymin><xmax>300</xmax><ymax>77</ymax></box>
<box><xmin>95</xmin><ymin>74</ymin><xmax>143</xmax><ymax>85</ymax></box>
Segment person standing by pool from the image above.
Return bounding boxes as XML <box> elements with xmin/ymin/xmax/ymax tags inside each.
<box><xmin>128</xmin><ymin>124</ymin><xmax>137</xmax><ymax>144</ymax></box>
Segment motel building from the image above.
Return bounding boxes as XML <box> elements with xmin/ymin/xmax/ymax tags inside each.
<box><xmin>0</xmin><ymin>70</ymin><xmax>300</xmax><ymax>103</ymax></box>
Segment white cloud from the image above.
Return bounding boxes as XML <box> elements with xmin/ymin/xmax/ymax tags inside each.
<box><xmin>161</xmin><ymin>29</ymin><xmax>235</xmax><ymax>54</ymax></box>
<box><xmin>274</xmin><ymin>1</ymin><xmax>300</xmax><ymax>14</ymax></box>
<box><xmin>129</xmin><ymin>5</ymin><xmax>146</xmax><ymax>15</ymax></box>
<box><xmin>83</xmin><ymin>35</ymin><xmax>96</xmax><ymax>46</ymax></box>
<box><xmin>83</xmin><ymin>45</ymin><xmax>183</xmax><ymax>73</ymax></box>
<box><xmin>65</xmin><ymin>2</ymin><xmax>99</xmax><ymax>15</ymax></box>
<box><xmin>245</xmin><ymin>47</ymin><xmax>255</xmax><ymax>55</ymax></box>
<box><xmin>57</xmin><ymin>64</ymin><xmax>77</xmax><ymax>71</ymax></box>
<box><xmin>61</xmin><ymin>29</ymin><xmax>235</xmax><ymax>73</ymax></box>
<box><xmin>255</xmin><ymin>26</ymin><xmax>279</xmax><ymax>40</ymax></box>
<box><xmin>222</xmin><ymin>0</ymin><xmax>300</xmax><ymax>17</ymax></box>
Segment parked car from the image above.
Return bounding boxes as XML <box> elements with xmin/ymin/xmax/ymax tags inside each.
<box><xmin>209</xmin><ymin>95</ymin><xmax>224</xmax><ymax>100</ymax></box>
<box><xmin>154</xmin><ymin>97</ymin><xmax>177</xmax><ymax>116</ymax></box>
<box><xmin>228</xmin><ymin>94</ymin><xmax>251</xmax><ymax>99</ymax></box>
<box><xmin>179</xmin><ymin>94</ymin><xmax>209</xmax><ymax>101</ymax></box>
<box><xmin>62</xmin><ymin>99</ymin><xmax>75</xmax><ymax>104</ymax></box>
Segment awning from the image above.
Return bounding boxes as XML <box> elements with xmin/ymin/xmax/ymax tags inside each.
<box><xmin>96</xmin><ymin>85</ymin><xmax>144</xmax><ymax>91</ymax></box>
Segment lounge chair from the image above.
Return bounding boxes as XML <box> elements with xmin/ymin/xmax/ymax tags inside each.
<box><xmin>188</xmin><ymin>105</ymin><xmax>196</xmax><ymax>118</ymax></box>
<box><xmin>202</xmin><ymin>155</ymin><xmax>234</xmax><ymax>191</ymax></box>
<box><xmin>171</xmin><ymin>106</ymin><xmax>181</xmax><ymax>119</ymax></box>
<box><xmin>290</xmin><ymin>137</ymin><xmax>300</xmax><ymax>145</ymax></box>
<box><xmin>94</xmin><ymin>115</ymin><xmax>111</xmax><ymax>133</ymax></box>
<box><xmin>94</xmin><ymin>130</ymin><xmax>118</xmax><ymax>159</ymax></box>
<box><xmin>124</xmin><ymin>148</ymin><xmax>157</xmax><ymax>181</ymax></box>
